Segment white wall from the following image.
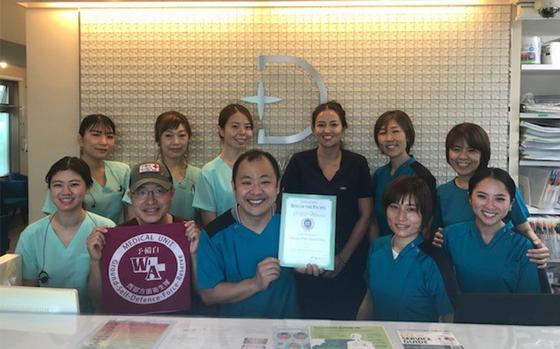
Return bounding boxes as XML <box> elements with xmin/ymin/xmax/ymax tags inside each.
<box><xmin>1</xmin><ymin>0</ymin><xmax>27</xmax><ymax>176</ymax></box>
<box><xmin>26</xmin><ymin>9</ymin><xmax>79</xmax><ymax>221</ymax></box>
<box><xmin>1</xmin><ymin>0</ymin><xmax>26</xmax><ymax>45</ymax></box>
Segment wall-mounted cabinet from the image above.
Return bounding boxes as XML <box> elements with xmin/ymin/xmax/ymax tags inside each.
<box><xmin>511</xmin><ymin>10</ymin><xmax>560</xmax><ymax>282</ymax></box>
<box><xmin>510</xmin><ymin>15</ymin><xmax>560</xmax><ymax>215</ymax></box>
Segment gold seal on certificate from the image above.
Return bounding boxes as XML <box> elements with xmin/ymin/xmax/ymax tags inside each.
<box><xmin>278</xmin><ymin>193</ymin><xmax>336</xmax><ymax>271</ymax></box>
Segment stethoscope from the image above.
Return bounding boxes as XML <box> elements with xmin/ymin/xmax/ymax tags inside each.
<box><xmin>38</xmin><ymin>212</ymin><xmax>98</xmax><ymax>284</ymax></box>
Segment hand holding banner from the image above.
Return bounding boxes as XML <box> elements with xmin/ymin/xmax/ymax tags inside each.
<box><xmin>101</xmin><ymin>222</ymin><xmax>191</xmax><ymax>314</ymax></box>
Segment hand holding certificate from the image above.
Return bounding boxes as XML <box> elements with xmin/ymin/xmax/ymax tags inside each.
<box><xmin>279</xmin><ymin>193</ymin><xmax>336</xmax><ymax>271</ymax></box>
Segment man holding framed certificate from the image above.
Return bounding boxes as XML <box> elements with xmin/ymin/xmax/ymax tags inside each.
<box><xmin>197</xmin><ymin>150</ymin><xmax>298</xmax><ymax>319</ymax></box>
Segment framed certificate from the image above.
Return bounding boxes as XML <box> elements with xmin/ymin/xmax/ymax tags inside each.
<box><xmin>278</xmin><ymin>193</ymin><xmax>336</xmax><ymax>271</ymax></box>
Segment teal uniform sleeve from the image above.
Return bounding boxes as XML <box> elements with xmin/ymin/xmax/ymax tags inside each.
<box><xmin>516</xmin><ymin>240</ymin><xmax>541</xmax><ymax>293</ymax></box>
<box><xmin>42</xmin><ymin>192</ymin><xmax>56</xmax><ymax>214</ymax></box>
<box><xmin>192</xmin><ymin>172</ymin><xmax>217</xmax><ymax>213</ymax></box>
<box><xmin>196</xmin><ymin>231</ymin><xmax>225</xmax><ymax>289</ymax></box>
<box><xmin>122</xmin><ymin>187</ymin><xmax>132</xmax><ymax>205</ymax></box>
<box><xmin>510</xmin><ymin>187</ymin><xmax>530</xmax><ymax>227</ymax></box>
<box><xmin>426</xmin><ymin>262</ymin><xmax>454</xmax><ymax>316</ymax></box>
<box><xmin>14</xmin><ymin>225</ymin><xmax>41</xmax><ymax>280</ymax></box>
<box><xmin>121</xmin><ymin>164</ymin><xmax>131</xmax><ymax>203</ymax></box>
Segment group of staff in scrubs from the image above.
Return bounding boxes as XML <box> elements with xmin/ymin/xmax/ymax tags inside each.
<box><xmin>14</xmin><ymin>100</ymin><xmax>551</xmax><ymax>321</ymax></box>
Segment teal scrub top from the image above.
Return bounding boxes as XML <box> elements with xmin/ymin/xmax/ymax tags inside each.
<box><xmin>197</xmin><ymin>211</ymin><xmax>299</xmax><ymax>318</ymax></box>
<box><xmin>15</xmin><ymin>212</ymin><xmax>115</xmax><ymax>313</ymax></box>
<box><xmin>365</xmin><ymin>234</ymin><xmax>455</xmax><ymax>322</ymax></box>
<box><xmin>434</xmin><ymin>179</ymin><xmax>530</xmax><ymax>229</ymax></box>
<box><xmin>43</xmin><ymin>160</ymin><xmax>130</xmax><ymax>224</ymax></box>
<box><xmin>192</xmin><ymin>156</ymin><xmax>236</xmax><ymax>216</ymax></box>
<box><xmin>123</xmin><ymin>164</ymin><xmax>201</xmax><ymax>222</ymax></box>
<box><xmin>443</xmin><ymin>221</ymin><xmax>540</xmax><ymax>293</ymax></box>
<box><xmin>371</xmin><ymin>156</ymin><xmax>436</xmax><ymax>236</ymax></box>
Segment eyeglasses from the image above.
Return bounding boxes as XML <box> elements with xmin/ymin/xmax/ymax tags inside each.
<box><xmin>132</xmin><ymin>187</ymin><xmax>169</xmax><ymax>200</ymax></box>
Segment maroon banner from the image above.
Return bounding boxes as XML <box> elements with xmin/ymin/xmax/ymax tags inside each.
<box><xmin>101</xmin><ymin>222</ymin><xmax>191</xmax><ymax>314</ymax></box>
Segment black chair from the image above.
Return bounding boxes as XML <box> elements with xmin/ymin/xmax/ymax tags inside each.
<box><xmin>0</xmin><ymin>173</ymin><xmax>28</xmax><ymax>225</ymax></box>
<box><xmin>0</xmin><ymin>214</ymin><xmax>10</xmax><ymax>255</ymax></box>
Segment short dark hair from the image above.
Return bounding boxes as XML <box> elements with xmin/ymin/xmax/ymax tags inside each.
<box><xmin>232</xmin><ymin>149</ymin><xmax>280</xmax><ymax>184</ymax></box>
<box><xmin>45</xmin><ymin>156</ymin><xmax>93</xmax><ymax>189</ymax></box>
<box><xmin>154</xmin><ymin>110</ymin><xmax>192</xmax><ymax>143</ymax></box>
<box><xmin>445</xmin><ymin>123</ymin><xmax>491</xmax><ymax>170</ymax></box>
<box><xmin>311</xmin><ymin>101</ymin><xmax>348</xmax><ymax>129</ymax></box>
<box><xmin>383</xmin><ymin>176</ymin><xmax>432</xmax><ymax>229</ymax></box>
<box><xmin>374</xmin><ymin>110</ymin><xmax>415</xmax><ymax>154</ymax></box>
<box><xmin>469</xmin><ymin>167</ymin><xmax>516</xmax><ymax>202</ymax></box>
<box><xmin>79</xmin><ymin>114</ymin><xmax>116</xmax><ymax>136</ymax></box>
<box><xmin>218</xmin><ymin>104</ymin><xmax>254</xmax><ymax>139</ymax></box>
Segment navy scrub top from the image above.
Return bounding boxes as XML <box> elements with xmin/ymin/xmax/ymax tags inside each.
<box><xmin>280</xmin><ymin>148</ymin><xmax>373</xmax><ymax>319</ymax></box>
<box><xmin>280</xmin><ymin>148</ymin><xmax>373</xmax><ymax>251</ymax></box>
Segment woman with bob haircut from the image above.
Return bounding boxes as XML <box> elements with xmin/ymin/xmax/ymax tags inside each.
<box><xmin>16</xmin><ymin>157</ymin><xmax>115</xmax><ymax>313</ymax></box>
<box><xmin>42</xmin><ymin>114</ymin><xmax>131</xmax><ymax>224</ymax></box>
<box><xmin>357</xmin><ymin>176</ymin><xmax>457</xmax><ymax>322</ymax></box>
<box><xmin>371</xmin><ymin>110</ymin><xmax>436</xmax><ymax>238</ymax></box>
<box><xmin>281</xmin><ymin>101</ymin><xmax>373</xmax><ymax>320</ymax></box>
<box><xmin>433</xmin><ymin>122</ymin><xmax>548</xmax><ymax>266</ymax></box>
<box><xmin>193</xmin><ymin>104</ymin><xmax>254</xmax><ymax>226</ymax></box>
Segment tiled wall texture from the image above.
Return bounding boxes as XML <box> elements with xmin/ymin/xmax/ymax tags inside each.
<box><xmin>80</xmin><ymin>6</ymin><xmax>511</xmax><ymax>182</ymax></box>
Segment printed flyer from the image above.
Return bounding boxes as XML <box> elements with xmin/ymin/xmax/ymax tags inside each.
<box><xmin>79</xmin><ymin>320</ymin><xmax>172</xmax><ymax>349</ymax></box>
<box><xmin>309</xmin><ymin>326</ymin><xmax>393</xmax><ymax>349</ymax></box>
<box><xmin>274</xmin><ymin>327</ymin><xmax>310</xmax><ymax>349</ymax></box>
<box><xmin>397</xmin><ymin>330</ymin><xmax>464</xmax><ymax>349</ymax></box>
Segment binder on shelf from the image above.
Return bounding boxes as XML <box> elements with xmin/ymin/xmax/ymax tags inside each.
<box><xmin>520</xmin><ymin>120</ymin><xmax>560</xmax><ymax>160</ymax></box>
<box><xmin>519</xmin><ymin>167</ymin><xmax>560</xmax><ymax>210</ymax></box>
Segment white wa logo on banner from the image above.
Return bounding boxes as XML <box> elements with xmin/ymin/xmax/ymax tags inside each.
<box><xmin>242</xmin><ymin>55</ymin><xmax>329</xmax><ymax>145</ymax></box>
<box><xmin>130</xmin><ymin>256</ymin><xmax>166</xmax><ymax>281</ymax></box>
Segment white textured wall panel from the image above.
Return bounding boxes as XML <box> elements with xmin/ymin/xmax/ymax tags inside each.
<box><xmin>80</xmin><ymin>6</ymin><xmax>511</xmax><ymax>182</ymax></box>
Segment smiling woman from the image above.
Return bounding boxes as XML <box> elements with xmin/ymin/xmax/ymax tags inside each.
<box><xmin>357</xmin><ymin>176</ymin><xmax>456</xmax><ymax>323</ymax></box>
<box><xmin>442</xmin><ymin>168</ymin><xmax>543</xmax><ymax>294</ymax></box>
<box><xmin>193</xmin><ymin>104</ymin><xmax>254</xmax><ymax>226</ymax></box>
<box><xmin>15</xmin><ymin>157</ymin><xmax>115</xmax><ymax>313</ymax></box>
<box><xmin>280</xmin><ymin>101</ymin><xmax>373</xmax><ymax>320</ymax></box>
<box><xmin>41</xmin><ymin>114</ymin><xmax>131</xmax><ymax>224</ymax></box>
<box><xmin>371</xmin><ymin>110</ymin><xmax>436</xmax><ymax>238</ymax></box>
<box><xmin>122</xmin><ymin>111</ymin><xmax>201</xmax><ymax>222</ymax></box>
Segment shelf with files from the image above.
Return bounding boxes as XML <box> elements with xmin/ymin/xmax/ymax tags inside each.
<box><xmin>520</xmin><ymin>160</ymin><xmax>560</xmax><ymax>167</ymax></box>
<box><xmin>509</xmin><ymin>15</ymin><xmax>560</xmax><ymax>182</ymax></box>
<box><xmin>521</xmin><ymin>113</ymin><xmax>560</xmax><ymax>119</ymax></box>
<box><xmin>522</xmin><ymin>64</ymin><xmax>560</xmax><ymax>72</ymax></box>
<box><xmin>528</xmin><ymin>206</ymin><xmax>560</xmax><ymax>215</ymax></box>
<box><xmin>511</xmin><ymin>9</ymin><xmax>560</xmax><ymax>225</ymax></box>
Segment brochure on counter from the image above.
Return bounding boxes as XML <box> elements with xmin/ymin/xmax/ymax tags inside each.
<box><xmin>397</xmin><ymin>330</ymin><xmax>463</xmax><ymax>349</ymax></box>
<box><xmin>79</xmin><ymin>320</ymin><xmax>173</xmax><ymax>349</ymax></box>
<box><xmin>309</xmin><ymin>325</ymin><xmax>393</xmax><ymax>349</ymax></box>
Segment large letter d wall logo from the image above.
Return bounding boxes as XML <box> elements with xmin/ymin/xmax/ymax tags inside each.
<box><xmin>242</xmin><ymin>55</ymin><xmax>328</xmax><ymax>145</ymax></box>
